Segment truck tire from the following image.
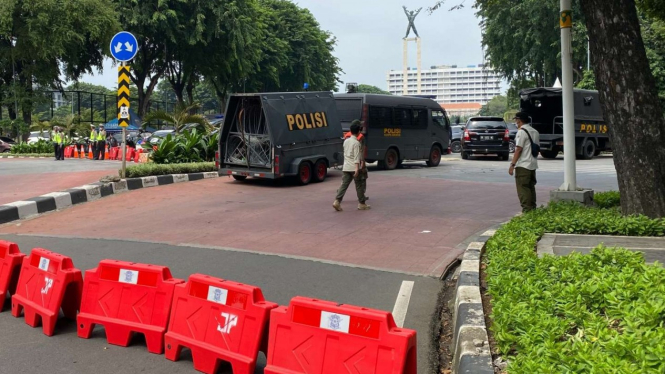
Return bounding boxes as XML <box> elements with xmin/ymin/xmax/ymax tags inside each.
<box><xmin>232</xmin><ymin>175</ymin><xmax>247</xmax><ymax>181</ymax></box>
<box><xmin>297</xmin><ymin>162</ymin><xmax>312</xmax><ymax>185</ymax></box>
<box><xmin>540</xmin><ymin>150</ymin><xmax>559</xmax><ymax>159</ymax></box>
<box><xmin>461</xmin><ymin>151</ymin><xmax>469</xmax><ymax>160</ymax></box>
<box><xmin>594</xmin><ymin>149</ymin><xmax>602</xmax><ymax>157</ymax></box>
<box><xmin>426</xmin><ymin>145</ymin><xmax>442</xmax><ymax>167</ymax></box>
<box><xmin>381</xmin><ymin>148</ymin><xmax>399</xmax><ymax>170</ymax></box>
<box><xmin>579</xmin><ymin>139</ymin><xmax>596</xmax><ymax>160</ymax></box>
<box><xmin>313</xmin><ymin>159</ymin><xmax>328</xmax><ymax>182</ymax></box>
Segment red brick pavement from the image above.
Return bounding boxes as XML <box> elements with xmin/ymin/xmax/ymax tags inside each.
<box><xmin>0</xmin><ymin>172</ymin><xmax>547</xmax><ymax>276</ymax></box>
<box><xmin>0</xmin><ymin>169</ymin><xmax>113</xmax><ymax>205</ymax></box>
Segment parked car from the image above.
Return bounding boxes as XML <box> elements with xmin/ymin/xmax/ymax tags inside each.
<box><xmin>461</xmin><ymin>116</ymin><xmax>510</xmax><ymax>161</ymax></box>
<box><xmin>0</xmin><ymin>137</ymin><xmax>14</xmax><ymax>152</ymax></box>
<box><xmin>450</xmin><ymin>125</ymin><xmax>465</xmax><ymax>153</ymax></box>
<box><xmin>507</xmin><ymin>122</ymin><xmax>518</xmax><ymax>153</ymax></box>
<box><xmin>27</xmin><ymin>131</ymin><xmax>51</xmax><ymax>144</ymax></box>
<box><xmin>149</xmin><ymin>130</ymin><xmax>175</xmax><ymax>145</ymax></box>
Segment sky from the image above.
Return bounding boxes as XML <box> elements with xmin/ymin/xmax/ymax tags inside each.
<box><xmin>79</xmin><ymin>0</ymin><xmax>485</xmax><ymax>92</ymax></box>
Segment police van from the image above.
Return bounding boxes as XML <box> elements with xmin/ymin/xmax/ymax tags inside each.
<box><xmin>334</xmin><ymin>94</ymin><xmax>451</xmax><ymax>169</ymax></box>
<box><xmin>519</xmin><ymin>87</ymin><xmax>610</xmax><ymax>159</ymax></box>
<box><xmin>217</xmin><ymin>92</ymin><xmax>344</xmax><ymax>185</ymax></box>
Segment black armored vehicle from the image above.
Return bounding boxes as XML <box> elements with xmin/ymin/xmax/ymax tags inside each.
<box><xmin>217</xmin><ymin>92</ymin><xmax>344</xmax><ymax>185</ymax></box>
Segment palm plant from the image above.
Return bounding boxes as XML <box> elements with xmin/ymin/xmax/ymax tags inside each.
<box><xmin>142</xmin><ymin>102</ymin><xmax>211</xmax><ymax>134</ymax></box>
<box><xmin>30</xmin><ymin>119</ymin><xmax>52</xmax><ymax>135</ymax></box>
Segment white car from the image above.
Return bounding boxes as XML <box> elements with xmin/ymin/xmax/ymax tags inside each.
<box><xmin>27</xmin><ymin>131</ymin><xmax>51</xmax><ymax>144</ymax></box>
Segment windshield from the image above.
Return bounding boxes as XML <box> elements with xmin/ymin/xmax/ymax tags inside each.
<box><xmin>467</xmin><ymin>121</ymin><xmax>506</xmax><ymax>130</ymax></box>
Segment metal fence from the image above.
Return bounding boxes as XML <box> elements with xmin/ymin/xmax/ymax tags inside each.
<box><xmin>34</xmin><ymin>90</ymin><xmax>176</xmax><ymax>124</ymax></box>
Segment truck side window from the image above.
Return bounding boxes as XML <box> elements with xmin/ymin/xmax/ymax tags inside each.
<box><xmin>431</xmin><ymin>110</ymin><xmax>448</xmax><ymax>128</ymax></box>
<box><xmin>369</xmin><ymin>106</ymin><xmax>393</xmax><ymax>128</ymax></box>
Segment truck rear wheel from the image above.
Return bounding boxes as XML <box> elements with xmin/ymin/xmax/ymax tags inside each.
<box><xmin>380</xmin><ymin>148</ymin><xmax>399</xmax><ymax>170</ymax></box>
<box><xmin>313</xmin><ymin>160</ymin><xmax>328</xmax><ymax>182</ymax></box>
<box><xmin>579</xmin><ymin>139</ymin><xmax>596</xmax><ymax>160</ymax></box>
<box><xmin>298</xmin><ymin>162</ymin><xmax>312</xmax><ymax>185</ymax></box>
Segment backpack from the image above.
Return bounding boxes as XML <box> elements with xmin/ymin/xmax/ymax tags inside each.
<box><xmin>521</xmin><ymin>128</ymin><xmax>540</xmax><ymax>157</ymax></box>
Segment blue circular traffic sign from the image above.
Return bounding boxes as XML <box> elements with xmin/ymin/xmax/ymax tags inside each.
<box><xmin>110</xmin><ymin>31</ymin><xmax>138</xmax><ymax>62</ymax></box>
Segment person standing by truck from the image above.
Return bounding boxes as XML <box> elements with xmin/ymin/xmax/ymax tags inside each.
<box><xmin>333</xmin><ymin>122</ymin><xmax>370</xmax><ymax>211</ymax></box>
<box><xmin>343</xmin><ymin>120</ymin><xmax>369</xmax><ymax>200</ymax></box>
<box><xmin>508</xmin><ymin>112</ymin><xmax>539</xmax><ymax>212</ymax></box>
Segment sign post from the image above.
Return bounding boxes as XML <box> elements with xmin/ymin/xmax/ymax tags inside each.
<box><xmin>110</xmin><ymin>31</ymin><xmax>138</xmax><ymax>179</ymax></box>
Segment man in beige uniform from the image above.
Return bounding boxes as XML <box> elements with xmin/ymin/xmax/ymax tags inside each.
<box><xmin>508</xmin><ymin>112</ymin><xmax>539</xmax><ymax>212</ymax></box>
<box><xmin>333</xmin><ymin>122</ymin><xmax>370</xmax><ymax>211</ymax></box>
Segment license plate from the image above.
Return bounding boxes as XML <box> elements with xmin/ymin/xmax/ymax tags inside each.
<box><xmin>481</xmin><ymin>136</ymin><xmax>493</xmax><ymax>141</ymax></box>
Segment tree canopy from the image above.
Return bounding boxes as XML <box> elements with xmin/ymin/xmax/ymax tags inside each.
<box><xmin>356</xmin><ymin>84</ymin><xmax>391</xmax><ymax>95</ymax></box>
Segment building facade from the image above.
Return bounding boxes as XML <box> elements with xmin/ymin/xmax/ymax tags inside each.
<box><xmin>386</xmin><ymin>64</ymin><xmax>502</xmax><ymax>109</ymax></box>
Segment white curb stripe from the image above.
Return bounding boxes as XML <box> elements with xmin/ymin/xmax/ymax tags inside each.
<box><xmin>4</xmin><ymin>201</ymin><xmax>38</xmax><ymax>219</ymax></box>
<box><xmin>41</xmin><ymin>192</ymin><xmax>72</xmax><ymax>210</ymax></box>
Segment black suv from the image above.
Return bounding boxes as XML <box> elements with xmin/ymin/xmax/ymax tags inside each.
<box><xmin>461</xmin><ymin>117</ymin><xmax>510</xmax><ymax>160</ymax></box>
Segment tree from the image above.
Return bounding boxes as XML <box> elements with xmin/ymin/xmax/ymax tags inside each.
<box><xmin>580</xmin><ymin>0</ymin><xmax>665</xmax><ymax>218</ymax></box>
<box><xmin>142</xmin><ymin>102</ymin><xmax>210</xmax><ymax>134</ymax></box>
<box><xmin>356</xmin><ymin>84</ymin><xmax>391</xmax><ymax>95</ymax></box>
<box><xmin>478</xmin><ymin>95</ymin><xmax>508</xmax><ymax>117</ymax></box>
<box><xmin>228</xmin><ymin>0</ymin><xmax>342</xmax><ymax>95</ymax></box>
<box><xmin>0</xmin><ymin>0</ymin><xmax>119</xmax><ymax>124</ymax></box>
<box><xmin>575</xmin><ymin>70</ymin><xmax>596</xmax><ymax>90</ymax></box>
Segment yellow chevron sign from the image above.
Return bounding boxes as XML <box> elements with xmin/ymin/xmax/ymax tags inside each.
<box><xmin>118</xmin><ymin>66</ymin><xmax>131</xmax><ymax>127</ymax></box>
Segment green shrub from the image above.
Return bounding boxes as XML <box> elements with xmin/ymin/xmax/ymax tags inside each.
<box><xmin>123</xmin><ymin>162</ymin><xmax>216</xmax><ymax>178</ymax></box>
<box><xmin>144</xmin><ymin>130</ymin><xmax>219</xmax><ymax>164</ymax></box>
<box><xmin>2</xmin><ymin>153</ymin><xmax>53</xmax><ymax>157</ymax></box>
<box><xmin>486</xmin><ymin>202</ymin><xmax>665</xmax><ymax>373</ymax></box>
<box><xmin>594</xmin><ymin>191</ymin><xmax>621</xmax><ymax>209</ymax></box>
<box><xmin>10</xmin><ymin>139</ymin><xmax>53</xmax><ymax>154</ymax></box>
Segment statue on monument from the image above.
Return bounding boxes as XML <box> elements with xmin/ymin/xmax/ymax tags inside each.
<box><xmin>403</xmin><ymin>6</ymin><xmax>422</xmax><ymax>38</ymax></box>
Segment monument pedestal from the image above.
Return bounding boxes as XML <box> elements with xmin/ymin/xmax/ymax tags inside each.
<box><xmin>402</xmin><ymin>37</ymin><xmax>422</xmax><ymax>95</ymax></box>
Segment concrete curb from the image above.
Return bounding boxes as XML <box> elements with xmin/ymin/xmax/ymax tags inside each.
<box><xmin>0</xmin><ymin>171</ymin><xmax>221</xmax><ymax>225</ymax></box>
<box><xmin>452</xmin><ymin>229</ymin><xmax>496</xmax><ymax>374</ymax></box>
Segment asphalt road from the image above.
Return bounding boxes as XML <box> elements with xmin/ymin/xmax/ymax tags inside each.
<box><xmin>0</xmin><ymin>235</ymin><xmax>442</xmax><ymax>374</ymax></box>
<box><xmin>0</xmin><ymin>154</ymin><xmax>619</xmax><ymax>373</ymax></box>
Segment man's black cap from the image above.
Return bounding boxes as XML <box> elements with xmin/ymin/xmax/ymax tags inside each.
<box><xmin>513</xmin><ymin>112</ymin><xmax>530</xmax><ymax>123</ymax></box>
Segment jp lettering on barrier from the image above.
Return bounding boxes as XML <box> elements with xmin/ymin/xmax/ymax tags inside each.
<box><xmin>77</xmin><ymin>260</ymin><xmax>183</xmax><ymax>354</ymax></box>
<box><xmin>11</xmin><ymin>248</ymin><xmax>83</xmax><ymax>336</ymax></box>
<box><xmin>0</xmin><ymin>240</ymin><xmax>26</xmax><ymax>312</ymax></box>
<box><xmin>165</xmin><ymin>274</ymin><xmax>278</xmax><ymax>374</ymax></box>
<box><xmin>265</xmin><ymin>296</ymin><xmax>417</xmax><ymax>374</ymax></box>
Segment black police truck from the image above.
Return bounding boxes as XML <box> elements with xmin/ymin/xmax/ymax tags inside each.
<box><xmin>217</xmin><ymin>92</ymin><xmax>344</xmax><ymax>185</ymax></box>
<box><xmin>519</xmin><ymin>87</ymin><xmax>610</xmax><ymax>159</ymax></box>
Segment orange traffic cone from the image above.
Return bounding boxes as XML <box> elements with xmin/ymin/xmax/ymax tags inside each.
<box><xmin>74</xmin><ymin>147</ymin><xmax>79</xmax><ymax>158</ymax></box>
<box><xmin>88</xmin><ymin>146</ymin><xmax>94</xmax><ymax>159</ymax></box>
<box><xmin>104</xmin><ymin>146</ymin><xmax>109</xmax><ymax>160</ymax></box>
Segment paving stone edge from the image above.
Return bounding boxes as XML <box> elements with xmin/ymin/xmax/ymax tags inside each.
<box><xmin>452</xmin><ymin>229</ymin><xmax>496</xmax><ymax>374</ymax></box>
<box><xmin>0</xmin><ymin>171</ymin><xmax>221</xmax><ymax>225</ymax></box>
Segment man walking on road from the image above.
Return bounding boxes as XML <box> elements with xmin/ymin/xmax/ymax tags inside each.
<box><xmin>333</xmin><ymin>121</ymin><xmax>370</xmax><ymax>211</ymax></box>
<box><xmin>509</xmin><ymin>112</ymin><xmax>539</xmax><ymax>212</ymax></box>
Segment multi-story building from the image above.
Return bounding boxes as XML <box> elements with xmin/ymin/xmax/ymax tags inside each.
<box><xmin>386</xmin><ymin>64</ymin><xmax>503</xmax><ymax>117</ymax></box>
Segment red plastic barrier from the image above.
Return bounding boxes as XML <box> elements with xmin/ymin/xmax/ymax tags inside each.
<box><xmin>110</xmin><ymin>147</ymin><xmax>118</xmax><ymax>160</ymax></box>
<box><xmin>165</xmin><ymin>274</ymin><xmax>278</xmax><ymax>374</ymax></box>
<box><xmin>133</xmin><ymin>148</ymin><xmax>142</xmax><ymax>163</ymax></box>
<box><xmin>265</xmin><ymin>297</ymin><xmax>417</xmax><ymax>374</ymax></box>
<box><xmin>0</xmin><ymin>240</ymin><xmax>25</xmax><ymax>312</ymax></box>
<box><xmin>126</xmin><ymin>147</ymin><xmax>135</xmax><ymax>161</ymax></box>
<box><xmin>64</xmin><ymin>146</ymin><xmax>72</xmax><ymax>158</ymax></box>
<box><xmin>77</xmin><ymin>260</ymin><xmax>184</xmax><ymax>354</ymax></box>
<box><xmin>11</xmin><ymin>248</ymin><xmax>83</xmax><ymax>336</ymax></box>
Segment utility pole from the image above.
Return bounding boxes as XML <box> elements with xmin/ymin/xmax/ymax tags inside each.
<box><xmin>560</xmin><ymin>0</ymin><xmax>576</xmax><ymax>191</ymax></box>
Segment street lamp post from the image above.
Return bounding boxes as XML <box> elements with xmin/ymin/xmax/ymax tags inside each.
<box><xmin>560</xmin><ymin>0</ymin><xmax>577</xmax><ymax>192</ymax></box>
<box><xmin>10</xmin><ymin>37</ymin><xmax>20</xmax><ymax>137</ymax></box>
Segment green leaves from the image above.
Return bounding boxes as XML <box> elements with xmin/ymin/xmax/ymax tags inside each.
<box><xmin>123</xmin><ymin>162</ymin><xmax>215</xmax><ymax>178</ymax></box>
<box><xmin>147</xmin><ymin>129</ymin><xmax>218</xmax><ymax>165</ymax></box>
<box><xmin>486</xmin><ymin>202</ymin><xmax>665</xmax><ymax>373</ymax></box>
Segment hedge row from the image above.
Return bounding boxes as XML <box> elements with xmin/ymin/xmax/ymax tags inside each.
<box><xmin>122</xmin><ymin>162</ymin><xmax>216</xmax><ymax>178</ymax></box>
<box><xmin>1</xmin><ymin>153</ymin><xmax>54</xmax><ymax>158</ymax></box>
<box><xmin>485</xmin><ymin>201</ymin><xmax>665</xmax><ymax>373</ymax></box>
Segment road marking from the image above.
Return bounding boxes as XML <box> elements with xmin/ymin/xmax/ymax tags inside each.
<box><xmin>392</xmin><ymin>280</ymin><xmax>414</xmax><ymax>328</ymax></box>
